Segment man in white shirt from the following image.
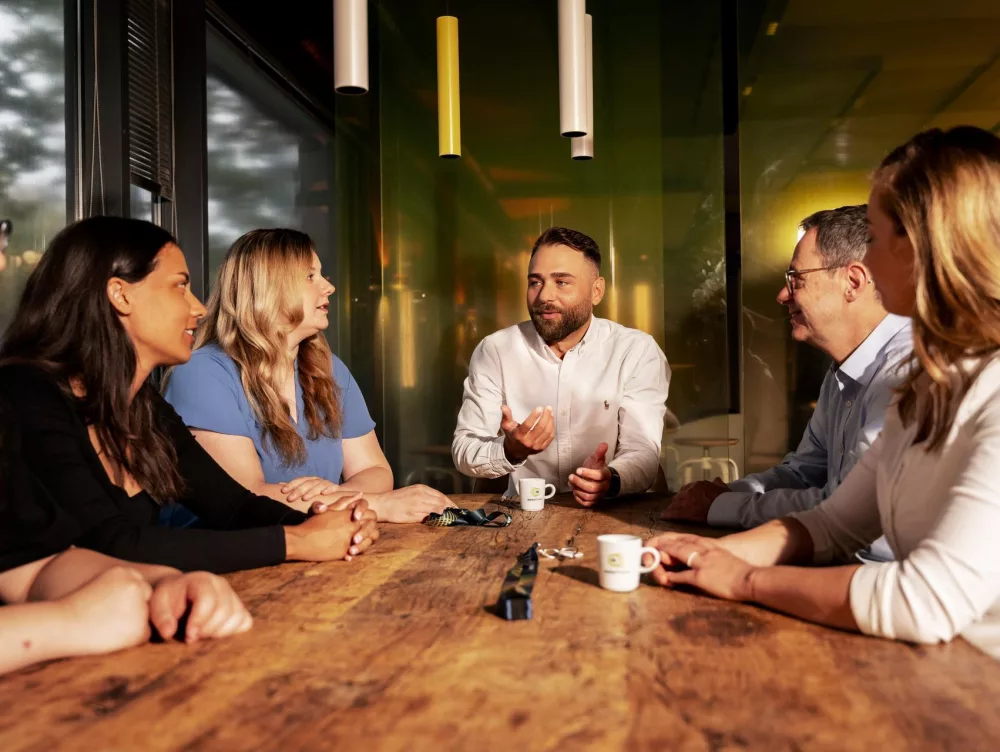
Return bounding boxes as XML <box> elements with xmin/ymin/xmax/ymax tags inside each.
<box><xmin>451</xmin><ymin>227</ymin><xmax>670</xmax><ymax>505</ymax></box>
<box><xmin>663</xmin><ymin>206</ymin><xmax>911</xmax><ymax>559</ymax></box>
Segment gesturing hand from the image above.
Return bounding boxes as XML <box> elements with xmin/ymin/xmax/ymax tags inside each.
<box><xmin>501</xmin><ymin>405</ymin><xmax>555</xmax><ymax>464</ymax></box>
<box><xmin>568</xmin><ymin>442</ymin><xmax>612</xmax><ymax>507</ymax></box>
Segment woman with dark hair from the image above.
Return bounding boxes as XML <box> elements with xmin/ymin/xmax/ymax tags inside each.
<box><xmin>643</xmin><ymin>126</ymin><xmax>1000</xmax><ymax>658</ymax></box>
<box><xmin>0</xmin><ymin>216</ymin><xmax>378</xmax><ymax>574</ymax></box>
<box><xmin>0</xmin><ymin>396</ymin><xmax>253</xmax><ymax>674</ymax></box>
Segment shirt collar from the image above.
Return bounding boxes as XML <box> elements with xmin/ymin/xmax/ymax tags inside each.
<box><xmin>837</xmin><ymin>313</ymin><xmax>911</xmax><ymax>382</ymax></box>
<box><xmin>524</xmin><ymin>315</ymin><xmax>604</xmax><ymax>361</ymax></box>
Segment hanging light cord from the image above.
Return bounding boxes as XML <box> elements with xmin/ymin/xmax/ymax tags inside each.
<box><xmin>88</xmin><ymin>0</ymin><xmax>106</xmax><ymax>217</ymax></box>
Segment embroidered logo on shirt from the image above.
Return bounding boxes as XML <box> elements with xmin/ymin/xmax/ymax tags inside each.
<box><xmin>604</xmin><ymin>400</ymin><xmax>609</xmax><ymax>410</ymax></box>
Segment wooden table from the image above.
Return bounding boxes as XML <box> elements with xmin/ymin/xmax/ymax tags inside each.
<box><xmin>3</xmin><ymin>493</ymin><xmax>1000</xmax><ymax>751</ymax></box>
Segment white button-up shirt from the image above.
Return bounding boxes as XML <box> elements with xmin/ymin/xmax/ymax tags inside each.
<box><xmin>451</xmin><ymin>317</ymin><xmax>671</xmax><ymax>498</ymax></box>
<box><xmin>792</xmin><ymin>355</ymin><xmax>1000</xmax><ymax>659</ymax></box>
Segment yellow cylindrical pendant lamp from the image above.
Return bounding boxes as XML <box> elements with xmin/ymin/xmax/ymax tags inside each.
<box><xmin>334</xmin><ymin>0</ymin><xmax>368</xmax><ymax>95</ymax></box>
<box><xmin>558</xmin><ymin>0</ymin><xmax>587</xmax><ymax>137</ymax></box>
<box><xmin>571</xmin><ymin>13</ymin><xmax>594</xmax><ymax>160</ymax></box>
<box><xmin>437</xmin><ymin>16</ymin><xmax>461</xmax><ymax>158</ymax></box>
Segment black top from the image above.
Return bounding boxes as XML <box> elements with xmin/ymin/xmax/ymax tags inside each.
<box><xmin>0</xmin><ymin>396</ymin><xmax>82</xmax><ymax>573</ymax></box>
<box><xmin>0</xmin><ymin>365</ymin><xmax>308</xmax><ymax>573</ymax></box>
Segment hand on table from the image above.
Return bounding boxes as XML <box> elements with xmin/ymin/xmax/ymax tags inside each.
<box><xmin>287</xmin><ymin>494</ymin><xmax>379</xmax><ymax>562</ymax></box>
<box><xmin>62</xmin><ymin>566</ymin><xmax>153</xmax><ymax>655</ymax></box>
<box><xmin>643</xmin><ymin>532</ymin><xmax>758</xmax><ymax>602</ymax></box>
<box><xmin>661</xmin><ymin>477</ymin><xmax>728</xmax><ymax>523</ymax></box>
<box><xmin>281</xmin><ymin>476</ymin><xmax>341</xmax><ymax>504</ymax></box>
<box><xmin>366</xmin><ymin>485</ymin><xmax>449</xmax><ymax>523</ymax></box>
<box><xmin>568</xmin><ymin>442</ymin><xmax>612</xmax><ymax>507</ymax></box>
<box><xmin>149</xmin><ymin>572</ymin><xmax>252</xmax><ymax>643</ymax></box>
<box><xmin>501</xmin><ymin>405</ymin><xmax>554</xmax><ymax>464</ymax></box>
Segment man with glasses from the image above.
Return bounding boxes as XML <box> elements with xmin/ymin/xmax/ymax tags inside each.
<box><xmin>663</xmin><ymin>205</ymin><xmax>910</xmax><ymax>560</ymax></box>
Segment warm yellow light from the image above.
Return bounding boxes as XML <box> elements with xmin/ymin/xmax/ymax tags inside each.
<box><xmin>633</xmin><ymin>283</ymin><xmax>651</xmax><ymax>333</ymax></box>
<box><xmin>399</xmin><ymin>290</ymin><xmax>416</xmax><ymax>389</ymax></box>
<box><xmin>766</xmin><ymin>21</ymin><xmax>779</xmax><ymax>36</ymax></box>
<box><xmin>437</xmin><ymin>16</ymin><xmax>461</xmax><ymax>158</ymax></box>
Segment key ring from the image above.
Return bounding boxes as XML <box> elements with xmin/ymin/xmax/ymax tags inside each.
<box><xmin>538</xmin><ymin>545</ymin><xmax>583</xmax><ymax>561</ymax></box>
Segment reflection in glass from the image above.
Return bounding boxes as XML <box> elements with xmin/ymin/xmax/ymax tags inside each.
<box><xmin>0</xmin><ymin>0</ymin><xmax>66</xmax><ymax>335</ymax></box>
<box><xmin>737</xmin><ymin>2</ymin><xmax>1000</xmax><ymax>472</ymax></box>
<box><xmin>351</xmin><ymin>0</ymin><xmax>729</xmax><ymax>490</ymax></box>
<box><xmin>205</xmin><ymin>27</ymin><xmax>338</xmax><ymax>343</ymax></box>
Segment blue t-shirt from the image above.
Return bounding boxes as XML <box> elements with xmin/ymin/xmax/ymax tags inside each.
<box><xmin>164</xmin><ymin>343</ymin><xmax>376</xmax><ymax>484</ymax></box>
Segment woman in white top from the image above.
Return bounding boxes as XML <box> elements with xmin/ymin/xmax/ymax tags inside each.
<box><xmin>645</xmin><ymin>125</ymin><xmax>1000</xmax><ymax>659</ymax></box>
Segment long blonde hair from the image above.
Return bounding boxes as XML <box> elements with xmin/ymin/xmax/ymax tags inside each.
<box><xmin>196</xmin><ymin>229</ymin><xmax>342</xmax><ymax>465</ymax></box>
<box><xmin>875</xmin><ymin>126</ymin><xmax>1000</xmax><ymax>450</ymax></box>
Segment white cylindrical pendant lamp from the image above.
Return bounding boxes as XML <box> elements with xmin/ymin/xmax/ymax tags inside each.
<box><xmin>334</xmin><ymin>0</ymin><xmax>368</xmax><ymax>95</ymax></box>
<box><xmin>437</xmin><ymin>16</ymin><xmax>461</xmax><ymax>158</ymax></box>
<box><xmin>571</xmin><ymin>13</ymin><xmax>594</xmax><ymax>160</ymax></box>
<box><xmin>558</xmin><ymin>0</ymin><xmax>587</xmax><ymax>137</ymax></box>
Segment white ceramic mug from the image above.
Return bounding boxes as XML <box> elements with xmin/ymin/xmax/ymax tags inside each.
<box><xmin>517</xmin><ymin>478</ymin><xmax>556</xmax><ymax>511</ymax></box>
<box><xmin>597</xmin><ymin>534</ymin><xmax>661</xmax><ymax>592</ymax></box>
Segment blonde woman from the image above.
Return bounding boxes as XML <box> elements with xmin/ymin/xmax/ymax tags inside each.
<box><xmin>164</xmin><ymin>229</ymin><xmax>448</xmax><ymax>523</ymax></box>
<box><xmin>645</xmin><ymin>126</ymin><xmax>1000</xmax><ymax>658</ymax></box>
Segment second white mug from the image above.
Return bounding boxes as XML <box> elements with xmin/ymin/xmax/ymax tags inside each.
<box><xmin>518</xmin><ymin>478</ymin><xmax>556</xmax><ymax>511</ymax></box>
<box><xmin>597</xmin><ymin>534</ymin><xmax>661</xmax><ymax>592</ymax></box>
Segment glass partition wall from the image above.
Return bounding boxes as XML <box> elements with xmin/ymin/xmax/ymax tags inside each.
<box><xmin>358</xmin><ymin>0</ymin><xmax>731</xmax><ymax>489</ymax></box>
<box><xmin>5</xmin><ymin>0</ymin><xmax>999</xmax><ymax>497</ymax></box>
<box><xmin>737</xmin><ymin>0</ymin><xmax>1000</xmax><ymax>474</ymax></box>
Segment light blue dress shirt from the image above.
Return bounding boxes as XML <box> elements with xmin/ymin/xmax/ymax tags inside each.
<box><xmin>708</xmin><ymin>314</ymin><xmax>913</xmax><ymax>556</ymax></box>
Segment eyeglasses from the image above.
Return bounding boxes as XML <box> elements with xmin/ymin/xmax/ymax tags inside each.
<box><xmin>784</xmin><ymin>266</ymin><xmax>844</xmax><ymax>295</ymax></box>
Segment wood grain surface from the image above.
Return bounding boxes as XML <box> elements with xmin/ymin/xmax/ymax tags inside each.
<box><xmin>2</xmin><ymin>493</ymin><xmax>999</xmax><ymax>751</ymax></box>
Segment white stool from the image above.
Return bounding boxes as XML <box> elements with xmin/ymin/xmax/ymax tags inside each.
<box><xmin>675</xmin><ymin>438</ymin><xmax>740</xmax><ymax>485</ymax></box>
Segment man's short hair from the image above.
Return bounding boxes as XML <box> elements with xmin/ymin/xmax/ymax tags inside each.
<box><xmin>531</xmin><ymin>227</ymin><xmax>601</xmax><ymax>271</ymax></box>
<box><xmin>798</xmin><ymin>205</ymin><xmax>868</xmax><ymax>267</ymax></box>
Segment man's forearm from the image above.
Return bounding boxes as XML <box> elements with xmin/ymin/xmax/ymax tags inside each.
<box><xmin>452</xmin><ymin>434</ymin><xmax>514</xmax><ymax>479</ymax></box>
<box><xmin>608</xmin><ymin>448</ymin><xmax>659</xmax><ymax>495</ymax></box>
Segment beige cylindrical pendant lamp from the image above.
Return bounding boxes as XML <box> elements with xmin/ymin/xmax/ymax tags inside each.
<box><xmin>437</xmin><ymin>15</ymin><xmax>461</xmax><ymax>158</ymax></box>
<box><xmin>558</xmin><ymin>0</ymin><xmax>587</xmax><ymax>137</ymax></box>
<box><xmin>571</xmin><ymin>13</ymin><xmax>594</xmax><ymax>159</ymax></box>
<box><xmin>334</xmin><ymin>0</ymin><xmax>368</xmax><ymax>95</ymax></box>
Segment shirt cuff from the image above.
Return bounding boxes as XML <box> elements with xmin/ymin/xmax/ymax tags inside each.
<box><xmin>606</xmin><ymin>460</ymin><xmax>650</xmax><ymax>496</ymax></box>
<box><xmin>706</xmin><ymin>491</ymin><xmax>750</xmax><ymax>528</ymax></box>
<box><xmin>787</xmin><ymin>507</ymin><xmax>834</xmax><ymax>565</ymax></box>
<box><xmin>847</xmin><ymin>562</ymin><xmax>881</xmax><ymax>638</ymax></box>
<box><xmin>489</xmin><ymin>435</ymin><xmax>523</xmax><ymax>476</ymax></box>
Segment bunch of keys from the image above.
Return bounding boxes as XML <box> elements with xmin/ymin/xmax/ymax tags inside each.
<box><xmin>537</xmin><ymin>545</ymin><xmax>583</xmax><ymax>561</ymax></box>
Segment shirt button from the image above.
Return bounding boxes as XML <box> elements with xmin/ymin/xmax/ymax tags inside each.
<box><xmin>845</xmin><ymin>400</ymin><xmax>853</xmax><ymax>408</ymax></box>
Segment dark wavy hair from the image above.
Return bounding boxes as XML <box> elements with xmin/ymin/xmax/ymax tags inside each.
<box><xmin>0</xmin><ymin>216</ymin><xmax>185</xmax><ymax>502</ymax></box>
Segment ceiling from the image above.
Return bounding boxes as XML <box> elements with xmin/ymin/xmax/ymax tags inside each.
<box><xmin>212</xmin><ymin>0</ymin><xmax>1000</xmax><ymax>260</ymax></box>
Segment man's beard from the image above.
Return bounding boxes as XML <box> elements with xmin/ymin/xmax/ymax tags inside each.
<box><xmin>529</xmin><ymin>300</ymin><xmax>592</xmax><ymax>344</ymax></box>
